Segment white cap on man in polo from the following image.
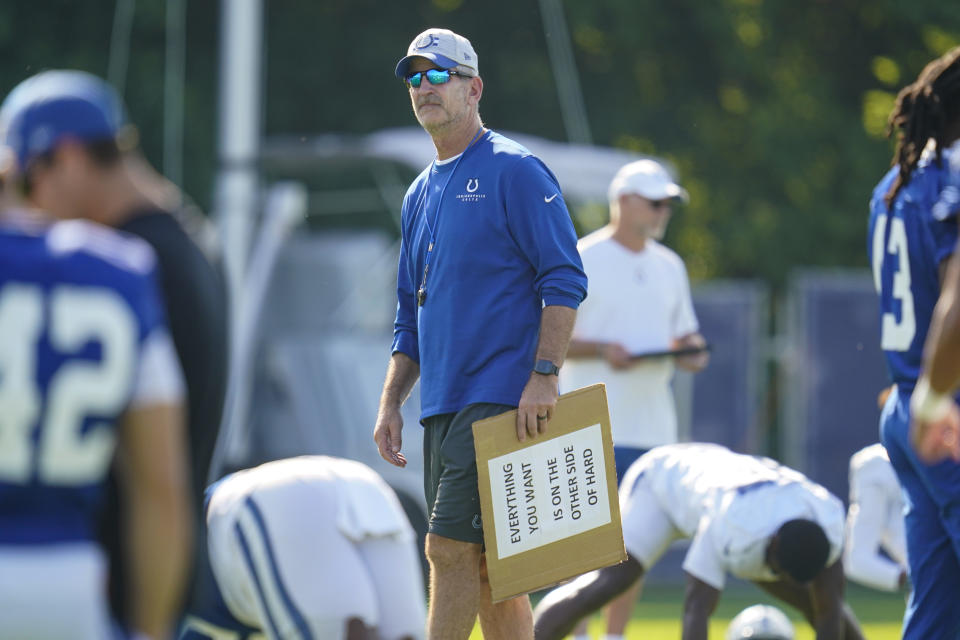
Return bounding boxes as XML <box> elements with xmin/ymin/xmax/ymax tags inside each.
<box><xmin>608</xmin><ymin>159</ymin><xmax>690</xmax><ymax>204</ymax></box>
<box><xmin>395</xmin><ymin>28</ymin><xmax>479</xmax><ymax>78</ymax></box>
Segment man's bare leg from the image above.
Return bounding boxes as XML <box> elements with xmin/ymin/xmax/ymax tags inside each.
<box><xmin>604</xmin><ymin>580</ymin><xmax>642</xmax><ymax>635</ymax></box>
<box><xmin>425</xmin><ymin>533</ymin><xmax>482</xmax><ymax>640</ymax></box>
<box><xmin>477</xmin><ymin>554</ymin><xmax>533</xmax><ymax>639</ymax></box>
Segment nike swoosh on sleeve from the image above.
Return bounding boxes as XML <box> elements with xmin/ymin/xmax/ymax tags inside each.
<box><xmin>544</xmin><ymin>194</ymin><xmax>558</xmax><ymax>203</ymax></box>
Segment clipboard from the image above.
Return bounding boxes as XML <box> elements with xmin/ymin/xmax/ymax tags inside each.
<box><xmin>472</xmin><ymin>383</ymin><xmax>626</xmax><ymax>602</ymax></box>
<box><xmin>629</xmin><ymin>343</ymin><xmax>711</xmax><ymax>362</ymax></box>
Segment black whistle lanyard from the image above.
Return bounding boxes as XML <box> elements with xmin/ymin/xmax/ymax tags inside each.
<box><xmin>416</xmin><ymin>127</ymin><xmax>484</xmax><ymax>307</ymax></box>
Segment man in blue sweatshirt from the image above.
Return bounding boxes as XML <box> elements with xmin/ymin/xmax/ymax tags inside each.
<box><xmin>373</xmin><ymin>27</ymin><xmax>588</xmax><ymax>640</ymax></box>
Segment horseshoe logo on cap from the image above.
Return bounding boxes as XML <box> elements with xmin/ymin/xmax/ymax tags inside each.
<box><xmin>417</xmin><ymin>34</ymin><xmax>440</xmax><ymax>49</ymax></box>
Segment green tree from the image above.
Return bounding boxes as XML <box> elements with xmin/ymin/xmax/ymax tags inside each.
<box><xmin>0</xmin><ymin>0</ymin><xmax>957</xmax><ymax>289</ymax></box>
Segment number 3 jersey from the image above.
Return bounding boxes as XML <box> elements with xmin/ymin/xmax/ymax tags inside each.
<box><xmin>0</xmin><ymin>217</ymin><xmax>184</xmax><ymax>545</ymax></box>
<box><xmin>868</xmin><ymin>145</ymin><xmax>959</xmax><ymax>391</ymax></box>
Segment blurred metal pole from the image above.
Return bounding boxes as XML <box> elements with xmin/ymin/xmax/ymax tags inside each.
<box><xmin>215</xmin><ymin>0</ymin><xmax>263</xmax><ymax>336</ymax></box>
<box><xmin>537</xmin><ymin>0</ymin><xmax>593</xmax><ymax>145</ymax></box>
<box><xmin>163</xmin><ymin>0</ymin><xmax>186</xmax><ymax>194</ymax></box>
<box><xmin>107</xmin><ymin>0</ymin><xmax>135</xmax><ymax>97</ymax></box>
<box><xmin>210</xmin><ymin>0</ymin><xmax>263</xmax><ymax>477</ymax></box>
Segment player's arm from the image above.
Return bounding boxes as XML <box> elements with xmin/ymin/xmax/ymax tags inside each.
<box><xmin>681</xmin><ymin>575</ymin><xmax>721</xmax><ymax>640</ymax></box>
<box><xmin>561</xmin><ymin>267</ymin><xmax>630</xmax><ymax>368</ymax></box>
<box><xmin>844</xmin><ymin>483</ymin><xmax>905</xmax><ymax>591</ymax></box>
<box><xmin>374</xmin><ymin>351</ymin><xmax>419</xmax><ymax>467</ymax></box>
<box><xmin>117</xmin><ymin>400</ymin><xmax>193</xmax><ymax>640</ymax></box>
<box><xmin>533</xmin><ymin>556</ymin><xmax>645</xmax><ymax>640</ymax></box>
<box><xmin>808</xmin><ymin>560</ymin><xmax>863</xmax><ymax>640</ymax></box>
<box><xmin>376</xmin><ymin>219</ymin><xmax>421</xmax><ymax>468</ymax></box>
<box><xmin>516</xmin><ymin>304</ymin><xmax>577</xmax><ymax>441</ymax></box>
<box><xmin>912</xmin><ymin>222</ymin><xmax>960</xmax><ymax>462</ymax></box>
<box><xmin>926</xmin><ymin>240</ymin><xmax>960</xmax><ymax>393</ymax></box>
<box><xmin>500</xmin><ymin>157</ymin><xmax>586</xmax><ymax>440</ymax></box>
<box><xmin>566</xmin><ymin>337</ymin><xmax>633</xmax><ymax>369</ymax></box>
<box><xmin>756</xmin><ymin>561</ymin><xmax>862</xmax><ymax>640</ymax></box>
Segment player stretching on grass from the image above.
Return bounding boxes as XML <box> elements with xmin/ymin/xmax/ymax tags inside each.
<box><xmin>868</xmin><ymin>45</ymin><xmax>960</xmax><ymax>639</ymax></box>
<box><xmin>843</xmin><ymin>442</ymin><xmax>907</xmax><ymax>593</ymax></box>
<box><xmin>179</xmin><ymin>455</ymin><xmax>425</xmax><ymax>640</ymax></box>
<box><xmin>533</xmin><ymin>443</ymin><xmax>864</xmax><ymax>640</ymax></box>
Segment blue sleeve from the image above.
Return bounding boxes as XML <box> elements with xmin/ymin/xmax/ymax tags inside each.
<box><xmin>935</xmin><ymin>184</ymin><xmax>960</xmax><ymax>223</ymax></box>
<box><xmin>503</xmin><ymin>156</ymin><xmax>588</xmax><ymax>307</ymax></box>
<box><xmin>391</xmin><ymin>196</ymin><xmax>420</xmax><ymax>363</ymax></box>
<box><xmin>932</xmin><ymin>214</ymin><xmax>958</xmax><ymax>268</ymax></box>
<box><xmin>934</xmin><ymin>153</ymin><xmax>960</xmax><ymax>227</ymax></box>
<box><xmin>930</xmin><ymin>168</ymin><xmax>959</xmax><ymax>266</ymax></box>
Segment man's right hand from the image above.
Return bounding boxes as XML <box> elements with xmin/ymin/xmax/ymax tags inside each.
<box><xmin>602</xmin><ymin>343</ymin><xmax>633</xmax><ymax>370</ymax></box>
<box><xmin>374</xmin><ymin>407</ymin><xmax>407</xmax><ymax>468</ymax></box>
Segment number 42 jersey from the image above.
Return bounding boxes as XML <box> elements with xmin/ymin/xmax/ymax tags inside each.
<box><xmin>0</xmin><ymin>218</ymin><xmax>184</xmax><ymax>545</ymax></box>
<box><xmin>868</xmin><ymin>147</ymin><xmax>959</xmax><ymax>391</ymax></box>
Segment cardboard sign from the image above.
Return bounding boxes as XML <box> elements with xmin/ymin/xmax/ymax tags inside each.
<box><xmin>473</xmin><ymin>383</ymin><xmax>626</xmax><ymax>602</ymax></box>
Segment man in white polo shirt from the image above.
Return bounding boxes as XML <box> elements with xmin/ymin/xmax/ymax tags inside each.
<box><xmin>562</xmin><ymin>159</ymin><xmax>709</xmax><ymax>640</ymax></box>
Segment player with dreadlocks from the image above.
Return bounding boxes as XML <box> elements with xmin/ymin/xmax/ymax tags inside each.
<box><xmin>867</xmin><ymin>45</ymin><xmax>960</xmax><ymax>639</ymax></box>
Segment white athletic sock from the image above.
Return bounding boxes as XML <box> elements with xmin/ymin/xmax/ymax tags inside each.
<box><xmin>572</xmin><ymin>635</ymin><xmax>591</xmax><ymax>640</ymax></box>
<box><xmin>602</xmin><ymin>635</ymin><xmax>625</xmax><ymax>640</ymax></box>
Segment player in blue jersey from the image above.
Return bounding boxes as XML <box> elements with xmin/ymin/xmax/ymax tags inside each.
<box><xmin>0</xmin><ymin>68</ymin><xmax>229</xmax><ymax>629</ymax></box>
<box><xmin>373</xmin><ymin>28</ymin><xmax>587</xmax><ymax>640</ymax></box>
<box><xmin>867</xmin><ymin>45</ymin><xmax>960</xmax><ymax>639</ymax></box>
<box><xmin>0</xmin><ymin>191</ymin><xmax>192</xmax><ymax>638</ymax></box>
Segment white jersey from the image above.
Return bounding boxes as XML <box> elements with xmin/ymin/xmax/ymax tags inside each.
<box><xmin>199</xmin><ymin>456</ymin><xmax>425</xmax><ymax>640</ymax></box>
<box><xmin>620</xmin><ymin>443</ymin><xmax>845</xmax><ymax>589</ymax></box>
<box><xmin>843</xmin><ymin>443</ymin><xmax>906</xmax><ymax>591</ymax></box>
<box><xmin>562</xmin><ymin>229</ymin><xmax>699</xmax><ymax>448</ymax></box>
<box><xmin>0</xmin><ymin>545</ymin><xmax>112</xmax><ymax>640</ymax></box>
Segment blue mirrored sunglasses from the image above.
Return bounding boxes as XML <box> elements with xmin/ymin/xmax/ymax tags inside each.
<box><xmin>404</xmin><ymin>68</ymin><xmax>471</xmax><ymax>88</ymax></box>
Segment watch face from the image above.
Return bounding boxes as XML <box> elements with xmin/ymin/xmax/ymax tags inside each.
<box><xmin>534</xmin><ymin>359</ymin><xmax>559</xmax><ymax>375</ymax></box>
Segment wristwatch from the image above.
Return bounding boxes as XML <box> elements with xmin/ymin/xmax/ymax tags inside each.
<box><xmin>532</xmin><ymin>359</ymin><xmax>560</xmax><ymax>376</ymax></box>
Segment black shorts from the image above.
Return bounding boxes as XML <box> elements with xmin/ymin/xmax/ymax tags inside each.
<box><xmin>422</xmin><ymin>403</ymin><xmax>514</xmax><ymax>544</ymax></box>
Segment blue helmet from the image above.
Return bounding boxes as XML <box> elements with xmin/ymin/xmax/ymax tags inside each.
<box><xmin>0</xmin><ymin>69</ymin><xmax>127</xmax><ymax>173</ymax></box>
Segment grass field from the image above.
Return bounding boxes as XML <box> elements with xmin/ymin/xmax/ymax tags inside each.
<box><xmin>468</xmin><ymin>583</ymin><xmax>906</xmax><ymax>639</ymax></box>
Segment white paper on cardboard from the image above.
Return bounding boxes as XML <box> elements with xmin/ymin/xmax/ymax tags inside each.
<box><xmin>487</xmin><ymin>423</ymin><xmax>611</xmax><ymax>559</ymax></box>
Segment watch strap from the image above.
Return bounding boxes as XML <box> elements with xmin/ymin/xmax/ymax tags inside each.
<box><xmin>533</xmin><ymin>358</ymin><xmax>560</xmax><ymax>375</ymax></box>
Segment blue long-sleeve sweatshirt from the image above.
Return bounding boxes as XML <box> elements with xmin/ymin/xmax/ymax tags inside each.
<box><xmin>392</xmin><ymin>130</ymin><xmax>588</xmax><ymax>420</ymax></box>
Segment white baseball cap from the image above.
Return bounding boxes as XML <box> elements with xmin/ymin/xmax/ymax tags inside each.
<box><xmin>395</xmin><ymin>28</ymin><xmax>479</xmax><ymax>79</ymax></box>
<box><xmin>608</xmin><ymin>159</ymin><xmax>690</xmax><ymax>204</ymax></box>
